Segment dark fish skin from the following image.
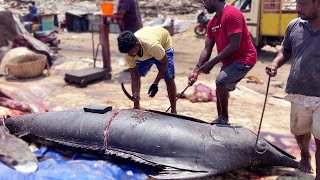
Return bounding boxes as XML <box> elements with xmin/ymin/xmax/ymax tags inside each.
<box><xmin>0</xmin><ymin>126</ymin><xmax>38</xmax><ymax>173</ymax></box>
<box><xmin>3</xmin><ymin>107</ymin><xmax>298</xmax><ymax>178</ymax></box>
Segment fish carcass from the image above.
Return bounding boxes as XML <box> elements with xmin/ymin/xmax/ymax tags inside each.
<box><xmin>2</xmin><ymin>105</ymin><xmax>298</xmax><ymax>179</ymax></box>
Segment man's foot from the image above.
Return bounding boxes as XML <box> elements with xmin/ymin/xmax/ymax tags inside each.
<box><xmin>298</xmin><ymin>156</ymin><xmax>314</xmax><ymax>174</ymax></box>
<box><xmin>210</xmin><ymin>116</ymin><xmax>229</xmax><ymax>125</ymax></box>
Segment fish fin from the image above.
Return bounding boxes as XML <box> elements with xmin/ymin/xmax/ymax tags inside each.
<box><xmin>151</xmin><ymin>170</ymin><xmax>212</xmax><ymax>179</ymax></box>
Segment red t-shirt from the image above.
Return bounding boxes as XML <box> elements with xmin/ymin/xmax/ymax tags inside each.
<box><xmin>206</xmin><ymin>5</ymin><xmax>257</xmax><ymax>67</ymax></box>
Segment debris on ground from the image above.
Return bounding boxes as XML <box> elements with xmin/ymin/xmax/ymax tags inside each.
<box><xmin>178</xmin><ymin>83</ymin><xmax>216</xmax><ymax>103</ymax></box>
<box><xmin>140</xmin><ymin>0</ymin><xmax>203</xmax><ymax>17</ymax></box>
<box><xmin>244</xmin><ymin>75</ymin><xmax>264</xmax><ymax>85</ymax></box>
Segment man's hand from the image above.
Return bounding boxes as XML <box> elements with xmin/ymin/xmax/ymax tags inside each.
<box><xmin>188</xmin><ymin>72</ymin><xmax>199</xmax><ymax>86</ymax></box>
<box><xmin>133</xmin><ymin>94</ymin><xmax>140</xmax><ymax>109</ymax></box>
<box><xmin>148</xmin><ymin>84</ymin><xmax>158</xmax><ymax>97</ymax></box>
<box><xmin>132</xmin><ymin>94</ymin><xmax>140</xmax><ymax>102</ymax></box>
<box><xmin>266</xmin><ymin>64</ymin><xmax>278</xmax><ymax>77</ymax></box>
<box><xmin>133</xmin><ymin>101</ymin><xmax>140</xmax><ymax>109</ymax></box>
<box><xmin>199</xmin><ymin>61</ymin><xmax>214</xmax><ymax>74</ymax></box>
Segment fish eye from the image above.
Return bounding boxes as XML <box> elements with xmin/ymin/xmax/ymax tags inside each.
<box><xmin>11</xmin><ymin>160</ymin><xmax>18</xmax><ymax>166</ymax></box>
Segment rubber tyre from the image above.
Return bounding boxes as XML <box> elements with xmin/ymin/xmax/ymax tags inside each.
<box><xmin>194</xmin><ymin>26</ymin><xmax>206</xmax><ymax>36</ymax></box>
<box><xmin>64</xmin><ymin>77</ymin><xmax>71</xmax><ymax>84</ymax></box>
<box><xmin>80</xmin><ymin>79</ymin><xmax>88</xmax><ymax>88</ymax></box>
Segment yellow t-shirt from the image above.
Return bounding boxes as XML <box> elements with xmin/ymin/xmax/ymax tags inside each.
<box><xmin>125</xmin><ymin>26</ymin><xmax>172</xmax><ymax>68</ymax></box>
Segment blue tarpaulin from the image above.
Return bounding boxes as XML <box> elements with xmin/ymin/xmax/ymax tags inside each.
<box><xmin>0</xmin><ymin>147</ymin><xmax>148</xmax><ymax>180</ymax></box>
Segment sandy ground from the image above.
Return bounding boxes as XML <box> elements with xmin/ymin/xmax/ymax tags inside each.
<box><xmin>0</xmin><ymin>18</ymin><xmax>316</xmax><ymax>179</ymax></box>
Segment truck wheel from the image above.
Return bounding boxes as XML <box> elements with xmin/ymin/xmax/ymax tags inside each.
<box><xmin>194</xmin><ymin>26</ymin><xmax>206</xmax><ymax>36</ymax></box>
<box><xmin>104</xmin><ymin>73</ymin><xmax>112</xmax><ymax>80</ymax></box>
<box><xmin>80</xmin><ymin>79</ymin><xmax>88</xmax><ymax>88</ymax></box>
<box><xmin>255</xmin><ymin>42</ymin><xmax>265</xmax><ymax>50</ymax></box>
<box><xmin>250</xmin><ymin>34</ymin><xmax>265</xmax><ymax>50</ymax></box>
<box><xmin>64</xmin><ymin>77</ymin><xmax>71</xmax><ymax>84</ymax></box>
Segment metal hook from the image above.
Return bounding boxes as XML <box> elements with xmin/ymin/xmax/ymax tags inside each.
<box><xmin>255</xmin><ymin>138</ymin><xmax>268</xmax><ymax>154</ymax></box>
<box><xmin>254</xmin><ymin>76</ymin><xmax>271</xmax><ymax>153</ymax></box>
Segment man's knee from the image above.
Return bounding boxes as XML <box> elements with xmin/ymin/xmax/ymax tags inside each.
<box><xmin>216</xmin><ymin>78</ymin><xmax>235</xmax><ymax>91</ymax></box>
<box><xmin>164</xmin><ymin>64</ymin><xmax>175</xmax><ymax>79</ymax></box>
<box><xmin>216</xmin><ymin>71</ymin><xmax>229</xmax><ymax>89</ymax></box>
<box><xmin>312</xmin><ymin>130</ymin><xmax>320</xmax><ymax>140</ymax></box>
<box><xmin>290</xmin><ymin>104</ymin><xmax>313</xmax><ymax>136</ymax></box>
<box><xmin>215</xmin><ymin>81</ymin><xmax>227</xmax><ymax>90</ymax></box>
<box><xmin>216</xmin><ymin>72</ymin><xmax>227</xmax><ymax>85</ymax></box>
<box><xmin>164</xmin><ymin>76</ymin><xmax>175</xmax><ymax>82</ymax></box>
<box><xmin>215</xmin><ymin>71</ymin><xmax>238</xmax><ymax>91</ymax></box>
<box><xmin>316</xmin><ymin>138</ymin><xmax>320</xmax><ymax>146</ymax></box>
<box><xmin>312</xmin><ymin>106</ymin><xmax>320</xmax><ymax>140</ymax></box>
<box><xmin>164</xmin><ymin>74</ymin><xmax>175</xmax><ymax>79</ymax></box>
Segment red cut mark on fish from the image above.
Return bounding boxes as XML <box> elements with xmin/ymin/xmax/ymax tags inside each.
<box><xmin>104</xmin><ymin>110</ymin><xmax>121</xmax><ymax>148</ymax></box>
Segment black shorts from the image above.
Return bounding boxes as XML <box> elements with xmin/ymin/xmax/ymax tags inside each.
<box><xmin>216</xmin><ymin>62</ymin><xmax>253</xmax><ymax>91</ymax></box>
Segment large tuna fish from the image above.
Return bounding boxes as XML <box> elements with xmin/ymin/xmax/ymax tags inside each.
<box><xmin>2</xmin><ymin>105</ymin><xmax>298</xmax><ymax>179</ymax></box>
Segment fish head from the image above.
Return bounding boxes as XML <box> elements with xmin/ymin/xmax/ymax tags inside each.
<box><xmin>0</xmin><ymin>126</ymin><xmax>38</xmax><ymax>173</ymax></box>
<box><xmin>251</xmin><ymin>138</ymin><xmax>298</xmax><ymax>169</ymax></box>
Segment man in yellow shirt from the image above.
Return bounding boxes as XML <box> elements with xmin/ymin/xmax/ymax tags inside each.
<box><xmin>117</xmin><ymin>26</ymin><xmax>177</xmax><ymax>113</ymax></box>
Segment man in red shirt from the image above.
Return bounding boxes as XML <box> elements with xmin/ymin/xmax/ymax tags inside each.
<box><xmin>188</xmin><ymin>0</ymin><xmax>257</xmax><ymax>125</ymax></box>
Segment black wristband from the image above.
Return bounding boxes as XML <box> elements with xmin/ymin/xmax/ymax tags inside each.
<box><xmin>196</xmin><ymin>64</ymin><xmax>201</xmax><ymax>68</ymax></box>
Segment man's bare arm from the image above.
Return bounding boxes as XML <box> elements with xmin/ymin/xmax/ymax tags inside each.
<box><xmin>266</xmin><ymin>47</ymin><xmax>292</xmax><ymax>77</ymax></box>
<box><xmin>129</xmin><ymin>66</ymin><xmax>141</xmax><ymax>108</ymax></box>
<box><xmin>193</xmin><ymin>37</ymin><xmax>215</xmax><ymax>72</ymax></box>
<box><xmin>208</xmin><ymin>32</ymin><xmax>241</xmax><ymax>67</ymax></box>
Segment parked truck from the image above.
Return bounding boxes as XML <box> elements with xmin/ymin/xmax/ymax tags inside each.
<box><xmin>231</xmin><ymin>0</ymin><xmax>297</xmax><ymax>49</ymax></box>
